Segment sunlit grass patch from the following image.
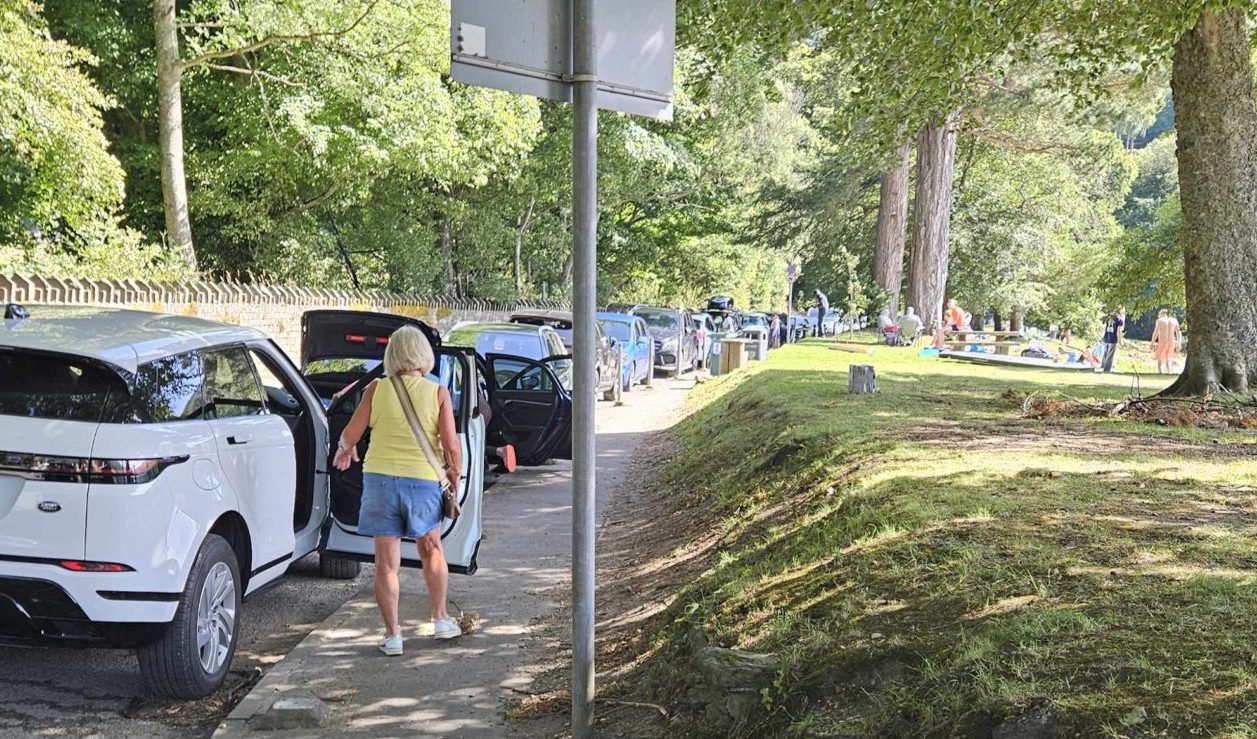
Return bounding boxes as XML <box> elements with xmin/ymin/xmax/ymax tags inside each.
<box><xmin>631</xmin><ymin>334</ymin><xmax>1257</xmax><ymax>737</ymax></box>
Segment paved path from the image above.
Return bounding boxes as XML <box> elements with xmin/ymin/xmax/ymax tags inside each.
<box><xmin>215</xmin><ymin>377</ymin><xmax>695</xmax><ymax>738</ymax></box>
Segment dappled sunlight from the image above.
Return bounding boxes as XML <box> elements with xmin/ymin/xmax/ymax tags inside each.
<box><xmin>599</xmin><ymin>341</ymin><xmax>1257</xmax><ymax>737</ymax></box>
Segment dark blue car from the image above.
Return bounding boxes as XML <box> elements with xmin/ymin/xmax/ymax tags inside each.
<box><xmin>597</xmin><ymin>312</ymin><xmax>653</xmax><ymax>390</ymax></box>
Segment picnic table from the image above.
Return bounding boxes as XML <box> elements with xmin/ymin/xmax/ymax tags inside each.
<box><xmin>944</xmin><ymin>329</ymin><xmax>1024</xmax><ymax>355</ymax></box>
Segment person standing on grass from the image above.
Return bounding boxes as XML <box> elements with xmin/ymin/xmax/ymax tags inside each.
<box><xmin>1100</xmin><ymin>305</ymin><xmax>1127</xmax><ymax>373</ymax></box>
<box><xmin>945</xmin><ymin>297</ymin><xmax>966</xmax><ymax>332</ymax></box>
<box><xmin>1150</xmin><ymin>308</ymin><xmax>1182</xmax><ymax>375</ymax></box>
<box><xmin>769</xmin><ymin>313</ymin><xmax>782</xmax><ymax>349</ymax></box>
<box><xmin>333</xmin><ymin>326</ymin><xmax>463</xmax><ymax>655</ymax></box>
<box><xmin>814</xmin><ymin>289</ymin><xmax>829</xmax><ymax>337</ymax></box>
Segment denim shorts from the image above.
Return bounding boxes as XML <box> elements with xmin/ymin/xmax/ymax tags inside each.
<box><xmin>359</xmin><ymin>473</ymin><xmax>443</xmax><ymax>538</ymax></box>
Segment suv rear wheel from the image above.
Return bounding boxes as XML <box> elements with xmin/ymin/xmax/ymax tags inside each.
<box><xmin>138</xmin><ymin>534</ymin><xmax>240</xmax><ymax>698</ymax></box>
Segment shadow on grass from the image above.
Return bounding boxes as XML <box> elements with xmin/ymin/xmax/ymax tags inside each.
<box><xmin>582</xmin><ymin>350</ymin><xmax>1257</xmax><ymax>738</ymax></box>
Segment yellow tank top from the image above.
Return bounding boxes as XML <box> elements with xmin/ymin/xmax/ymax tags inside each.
<box><xmin>363</xmin><ymin>375</ymin><xmax>442</xmax><ymax>481</ymax></box>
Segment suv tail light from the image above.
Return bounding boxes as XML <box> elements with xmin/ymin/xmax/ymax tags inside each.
<box><xmin>0</xmin><ymin>452</ymin><xmax>187</xmax><ymax>484</ymax></box>
<box><xmin>59</xmin><ymin>560</ymin><xmax>133</xmax><ymax>572</ymax></box>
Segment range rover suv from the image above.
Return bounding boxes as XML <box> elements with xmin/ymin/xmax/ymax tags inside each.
<box><xmin>0</xmin><ymin>305</ymin><xmax>571</xmax><ymax>698</ymax></box>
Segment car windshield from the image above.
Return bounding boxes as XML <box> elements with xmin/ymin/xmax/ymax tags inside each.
<box><xmin>600</xmin><ymin>321</ymin><xmax>632</xmax><ymax>342</ymax></box>
<box><xmin>741</xmin><ymin>314</ymin><xmax>768</xmax><ymax>327</ymax></box>
<box><xmin>447</xmin><ymin>329</ymin><xmax>545</xmax><ymax>359</ymax></box>
<box><xmin>635</xmin><ymin>310</ymin><xmax>677</xmax><ymax>330</ymax></box>
<box><xmin>305</xmin><ymin>358</ymin><xmax>381</xmax><ymax>376</ymax></box>
<box><xmin>0</xmin><ymin>350</ymin><xmax>135</xmax><ymax>423</ymax></box>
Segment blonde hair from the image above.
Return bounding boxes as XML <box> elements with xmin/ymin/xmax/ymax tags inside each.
<box><xmin>383</xmin><ymin>325</ymin><xmax>435</xmax><ymax>377</ymax></box>
<box><xmin>1158</xmin><ymin>309</ymin><xmax>1169</xmax><ymax>318</ymax></box>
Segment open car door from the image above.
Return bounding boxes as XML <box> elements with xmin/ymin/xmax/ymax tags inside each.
<box><xmin>301</xmin><ymin>310</ymin><xmax>442</xmax><ymax>406</ymax></box>
<box><xmin>484</xmin><ymin>353</ymin><xmax>572</xmax><ymax>466</ymax></box>
<box><xmin>319</xmin><ymin>347</ymin><xmax>484</xmax><ymax>574</ymax></box>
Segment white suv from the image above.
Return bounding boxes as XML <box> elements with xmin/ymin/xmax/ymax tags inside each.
<box><xmin>0</xmin><ymin>305</ymin><xmax>572</xmax><ymax>698</ymax></box>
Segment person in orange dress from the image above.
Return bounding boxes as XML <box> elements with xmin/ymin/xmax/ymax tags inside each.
<box><xmin>1149</xmin><ymin>308</ymin><xmax>1182</xmax><ymax>374</ymax></box>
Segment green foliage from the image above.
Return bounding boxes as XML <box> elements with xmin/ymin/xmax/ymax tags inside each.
<box><xmin>0</xmin><ymin>2</ymin><xmax>178</xmax><ymax>278</ymax></box>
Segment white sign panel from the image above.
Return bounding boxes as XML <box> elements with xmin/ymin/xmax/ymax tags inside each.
<box><xmin>451</xmin><ymin>0</ymin><xmax>674</xmax><ymax>120</ymax></box>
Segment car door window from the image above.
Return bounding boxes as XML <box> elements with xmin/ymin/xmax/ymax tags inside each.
<box><xmin>204</xmin><ymin>347</ymin><xmax>267</xmax><ymax>419</ymax></box>
<box><xmin>133</xmin><ymin>351</ymin><xmax>208</xmax><ymax>422</ymax></box>
<box><xmin>495</xmin><ymin>358</ymin><xmax>554</xmax><ymax>391</ymax></box>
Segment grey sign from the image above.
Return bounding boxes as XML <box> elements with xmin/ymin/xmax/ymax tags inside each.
<box><xmin>451</xmin><ymin>0</ymin><xmax>674</xmax><ymax>119</ymax></box>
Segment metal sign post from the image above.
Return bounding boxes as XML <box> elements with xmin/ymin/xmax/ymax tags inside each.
<box><xmin>569</xmin><ymin>0</ymin><xmax>598</xmax><ymax>734</ymax></box>
<box><xmin>448</xmin><ymin>4</ymin><xmax>673</xmax><ymax>735</ymax></box>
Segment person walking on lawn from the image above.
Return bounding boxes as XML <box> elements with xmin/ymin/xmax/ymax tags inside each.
<box><xmin>1150</xmin><ymin>308</ymin><xmax>1182</xmax><ymax>375</ymax></box>
<box><xmin>333</xmin><ymin>326</ymin><xmax>463</xmax><ymax>655</ymax></box>
<box><xmin>1100</xmin><ymin>305</ymin><xmax>1127</xmax><ymax>373</ymax></box>
<box><xmin>814</xmin><ymin>289</ymin><xmax>829</xmax><ymax>337</ymax></box>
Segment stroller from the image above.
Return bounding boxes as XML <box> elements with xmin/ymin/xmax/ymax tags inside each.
<box><xmin>881</xmin><ymin>325</ymin><xmax>901</xmax><ymax>345</ymax></box>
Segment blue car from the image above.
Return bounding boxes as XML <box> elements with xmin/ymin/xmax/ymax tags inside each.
<box><xmin>596</xmin><ymin>312</ymin><xmax>653</xmax><ymax>391</ymax></box>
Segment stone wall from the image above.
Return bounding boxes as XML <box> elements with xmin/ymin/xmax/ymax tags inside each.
<box><xmin>0</xmin><ymin>274</ymin><xmax>567</xmax><ymax>357</ymax></box>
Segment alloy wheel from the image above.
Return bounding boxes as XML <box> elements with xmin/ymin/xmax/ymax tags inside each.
<box><xmin>196</xmin><ymin>561</ymin><xmax>237</xmax><ymax>674</ymax></box>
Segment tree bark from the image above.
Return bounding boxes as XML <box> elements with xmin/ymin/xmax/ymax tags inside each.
<box><xmin>514</xmin><ymin>195</ymin><xmax>536</xmax><ymax>297</ymax></box>
<box><xmin>153</xmin><ymin>0</ymin><xmax>196</xmax><ymax>270</ymax></box>
<box><xmin>1165</xmin><ymin>8</ymin><xmax>1257</xmax><ymax>395</ymax></box>
<box><xmin>992</xmin><ymin>308</ymin><xmax>1003</xmax><ymax>332</ymax></box>
<box><xmin>905</xmin><ymin>112</ymin><xmax>960</xmax><ymax>333</ymax></box>
<box><xmin>873</xmin><ymin>141</ymin><xmax>911</xmax><ymax>317</ymax></box>
<box><xmin>1009</xmin><ymin>310</ymin><xmax>1023</xmax><ymax>332</ymax></box>
<box><xmin>439</xmin><ymin>217</ymin><xmax>457</xmax><ymax>296</ymax></box>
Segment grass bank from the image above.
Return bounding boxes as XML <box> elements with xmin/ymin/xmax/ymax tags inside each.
<box><xmin>616</xmin><ymin>335</ymin><xmax>1257</xmax><ymax>737</ymax></box>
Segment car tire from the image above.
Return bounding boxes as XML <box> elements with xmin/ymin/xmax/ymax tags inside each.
<box><xmin>138</xmin><ymin>534</ymin><xmax>241</xmax><ymax>699</ymax></box>
<box><xmin>319</xmin><ymin>553</ymin><xmax>361</xmax><ymax>579</ymax></box>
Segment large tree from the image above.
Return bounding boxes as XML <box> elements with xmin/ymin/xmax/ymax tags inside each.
<box><xmin>1163</xmin><ymin>8</ymin><xmax>1257</xmax><ymax>394</ymax></box>
<box><xmin>872</xmin><ymin>142</ymin><xmax>910</xmax><ymax>316</ymax></box>
<box><xmin>905</xmin><ymin>113</ymin><xmax>959</xmax><ymax>331</ymax></box>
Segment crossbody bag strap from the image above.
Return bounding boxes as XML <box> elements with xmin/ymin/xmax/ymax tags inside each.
<box><xmin>388</xmin><ymin>375</ymin><xmax>450</xmax><ymax>492</ymax></box>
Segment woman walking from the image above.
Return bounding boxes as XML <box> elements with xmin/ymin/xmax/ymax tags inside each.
<box><xmin>1150</xmin><ymin>308</ymin><xmax>1182</xmax><ymax>375</ymax></box>
<box><xmin>333</xmin><ymin>326</ymin><xmax>462</xmax><ymax>655</ymax></box>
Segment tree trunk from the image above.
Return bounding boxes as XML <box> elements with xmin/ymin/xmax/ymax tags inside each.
<box><xmin>992</xmin><ymin>308</ymin><xmax>1003</xmax><ymax>332</ymax></box>
<box><xmin>439</xmin><ymin>217</ymin><xmax>457</xmax><ymax>296</ymax></box>
<box><xmin>873</xmin><ymin>141</ymin><xmax>911</xmax><ymax>317</ymax></box>
<box><xmin>1009</xmin><ymin>310</ymin><xmax>1023</xmax><ymax>332</ymax></box>
<box><xmin>905</xmin><ymin>112</ymin><xmax>960</xmax><ymax>333</ymax></box>
<box><xmin>153</xmin><ymin>0</ymin><xmax>196</xmax><ymax>270</ymax></box>
<box><xmin>514</xmin><ymin>195</ymin><xmax>536</xmax><ymax>297</ymax></box>
<box><xmin>1165</xmin><ymin>8</ymin><xmax>1257</xmax><ymax>395</ymax></box>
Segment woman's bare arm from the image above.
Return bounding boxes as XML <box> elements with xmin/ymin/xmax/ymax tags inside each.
<box><xmin>332</xmin><ymin>381</ymin><xmax>376</xmax><ymax>470</ymax></box>
<box><xmin>437</xmin><ymin>386</ymin><xmax>462</xmax><ymax>487</ymax></box>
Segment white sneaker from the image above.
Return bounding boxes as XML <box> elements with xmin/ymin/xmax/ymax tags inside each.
<box><xmin>378</xmin><ymin>633</ymin><xmax>403</xmax><ymax>656</ymax></box>
<box><xmin>416</xmin><ymin>620</ymin><xmax>435</xmax><ymax>637</ymax></box>
<box><xmin>433</xmin><ymin>617</ymin><xmax>462</xmax><ymax>640</ymax></box>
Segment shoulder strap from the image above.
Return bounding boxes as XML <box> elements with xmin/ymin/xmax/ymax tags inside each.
<box><xmin>388</xmin><ymin>375</ymin><xmax>450</xmax><ymax>492</ymax></box>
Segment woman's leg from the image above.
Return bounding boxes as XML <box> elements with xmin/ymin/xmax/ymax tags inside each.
<box><xmin>374</xmin><ymin>536</ymin><xmax>402</xmax><ymax>634</ymax></box>
<box><xmin>416</xmin><ymin>530</ymin><xmax>449</xmax><ymax>620</ymax></box>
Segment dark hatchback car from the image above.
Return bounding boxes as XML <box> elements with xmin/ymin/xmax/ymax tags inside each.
<box><xmin>306</xmin><ymin>311</ymin><xmax>573</xmax><ymax>469</ymax></box>
<box><xmin>507</xmin><ymin>310</ymin><xmax>622</xmax><ymax>401</ymax></box>
<box><xmin>631</xmin><ymin>306</ymin><xmax>698</xmax><ymax>378</ymax></box>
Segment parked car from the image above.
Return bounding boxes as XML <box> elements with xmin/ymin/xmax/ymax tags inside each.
<box><xmin>806</xmin><ymin>307</ymin><xmax>844</xmax><ymax>337</ymax></box>
<box><xmin>596</xmin><ymin>312</ymin><xmax>653</xmax><ymax>390</ymax></box>
<box><xmin>691</xmin><ymin>312</ymin><xmax>718</xmax><ymax>367</ymax></box>
<box><xmin>787</xmin><ymin>313</ymin><xmax>810</xmax><ymax>341</ymax></box>
<box><xmin>630</xmin><ymin>306</ymin><xmax>698</xmax><ymax>378</ymax></box>
<box><xmin>0</xmin><ymin>305</ymin><xmax>571</xmax><ymax>698</ymax></box>
<box><xmin>507</xmin><ymin>310</ymin><xmax>621</xmax><ymax>401</ymax></box>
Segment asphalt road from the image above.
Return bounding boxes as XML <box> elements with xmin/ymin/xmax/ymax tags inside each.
<box><xmin>0</xmin><ymin>553</ymin><xmax>365</xmax><ymax>738</ymax></box>
<box><xmin>0</xmin><ymin>373</ymin><xmax>697</xmax><ymax>739</ymax></box>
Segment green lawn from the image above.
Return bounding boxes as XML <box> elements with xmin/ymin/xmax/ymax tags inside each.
<box><xmin>633</xmin><ymin>334</ymin><xmax>1257</xmax><ymax>737</ymax></box>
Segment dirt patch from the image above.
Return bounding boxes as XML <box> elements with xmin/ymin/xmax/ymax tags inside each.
<box><xmin>1006</xmin><ymin>389</ymin><xmax>1257</xmax><ymax>430</ymax></box>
